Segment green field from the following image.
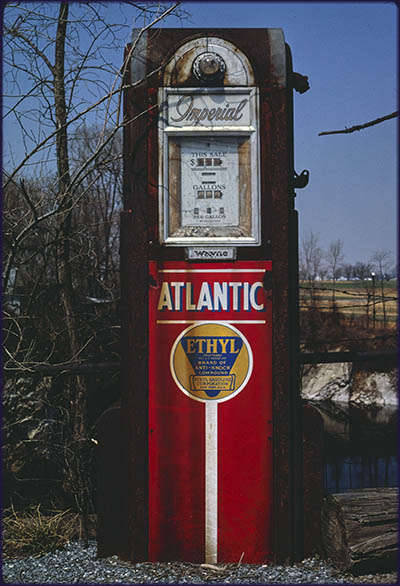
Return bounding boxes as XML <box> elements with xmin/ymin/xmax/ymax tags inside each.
<box><xmin>300</xmin><ymin>280</ymin><xmax>398</xmax><ymax>326</ymax></box>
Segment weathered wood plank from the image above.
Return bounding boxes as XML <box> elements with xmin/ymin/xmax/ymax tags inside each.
<box><xmin>321</xmin><ymin>487</ymin><xmax>398</xmax><ymax>575</ymax></box>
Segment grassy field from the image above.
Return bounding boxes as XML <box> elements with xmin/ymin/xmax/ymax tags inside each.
<box><xmin>300</xmin><ymin>279</ymin><xmax>398</xmax><ymax>327</ymax></box>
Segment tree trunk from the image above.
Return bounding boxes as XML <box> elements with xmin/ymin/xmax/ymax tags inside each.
<box><xmin>321</xmin><ymin>488</ymin><xmax>398</xmax><ymax>575</ymax></box>
<box><xmin>54</xmin><ymin>2</ymin><xmax>87</xmax><ymax>438</ymax></box>
<box><xmin>380</xmin><ymin>279</ymin><xmax>387</xmax><ymax>327</ymax></box>
<box><xmin>54</xmin><ymin>2</ymin><xmax>89</xmax><ymax>543</ymax></box>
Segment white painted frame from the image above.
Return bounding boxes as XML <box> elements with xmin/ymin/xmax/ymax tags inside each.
<box><xmin>159</xmin><ymin>87</ymin><xmax>261</xmax><ymax>246</ymax></box>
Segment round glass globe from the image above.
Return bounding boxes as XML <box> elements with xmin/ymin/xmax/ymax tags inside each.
<box><xmin>199</xmin><ymin>55</ymin><xmax>220</xmax><ymax>76</ymax></box>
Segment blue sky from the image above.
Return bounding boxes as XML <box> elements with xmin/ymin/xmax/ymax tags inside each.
<box><xmin>163</xmin><ymin>1</ymin><xmax>398</xmax><ymax>266</ymax></box>
<box><xmin>3</xmin><ymin>1</ymin><xmax>398</xmax><ymax>267</ymax></box>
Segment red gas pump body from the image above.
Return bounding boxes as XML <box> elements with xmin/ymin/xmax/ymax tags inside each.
<box><xmin>117</xmin><ymin>28</ymin><xmax>302</xmax><ymax>564</ymax></box>
<box><xmin>148</xmin><ymin>260</ymin><xmax>272</xmax><ymax>562</ymax></box>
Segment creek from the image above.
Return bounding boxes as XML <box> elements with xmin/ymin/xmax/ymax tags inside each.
<box><xmin>309</xmin><ymin>401</ymin><xmax>398</xmax><ymax>493</ymax></box>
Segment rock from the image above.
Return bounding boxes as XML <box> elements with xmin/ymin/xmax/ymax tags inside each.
<box><xmin>301</xmin><ymin>362</ymin><xmax>352</xmax><ymax>402</ymax></box>
<box><xmin>301</xmin><ymin>362</ymin><xmax>398</xmax><ymax>407</ymax></box>
<box><xmin>350</xmin><ymin>372</ymin><xmax>398</xmax><ymax>406</ymax></box>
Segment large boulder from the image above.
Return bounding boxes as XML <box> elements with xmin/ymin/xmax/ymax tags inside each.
<box><xmin>301</xmin><ymin>362</ymin><xmax>352</xmax><ymax>403</ymax></box>
<box><xmin>350</xmin><ymin>371</ymin><xmax>398</xmax><ymax>406</ymax></box>
<box><xmin>301</xmin><ymin>362</ymin><xmax>397</xmax><ymax>407</ymax></box>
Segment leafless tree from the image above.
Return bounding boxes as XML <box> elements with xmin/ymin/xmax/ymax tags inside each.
<box><xmin>342</xmin><ymin>263</ymin><xmax>354</xmax><ymax>281</ymax></box>
<box><xmin>352</xmin><ymin>261</ymin><xmax>372</xmax><ymax>281</ymax></box>
<box><xmin>351</xmin><ymin>263</ymin><xmax>375</xmax><ymax>328</ymax></box>
<box><xmin>326</xmin><ymin>239</ymin><xmax>344</xmax><ymax>307</ymax></box>
<box><xmin>318</xmin><ymin>266</ymin><xmax>329</xmax><ymax>281</ymax></box>
<box><xmin>300</xmin><ymin>230</ymin><xmax>324</xmax><ymax>306</ymax></box>
<box><xmin>3</xmin><ymin>0</ymin><xmax>186</xmax><ymax>534</ymax></box>
<box><xmin>3</xmin><ymin>1</ymin><xmax>185</xmax><ymax>356</ymax></box>
<box><xmin>371</xmin><ymin>250</ymin><xmax>393</xmax><ymax>327</ymax></box>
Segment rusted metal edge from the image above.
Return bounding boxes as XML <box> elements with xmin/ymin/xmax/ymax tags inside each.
<box><xmin>131</xmin><ymin>28</ymin><xmax>148</xmax><ymax>82</ymax></box>
<box><xmin>267</xmin><ymin>28</ymin><xmax>286</xmax><ymax>87</ymax></box>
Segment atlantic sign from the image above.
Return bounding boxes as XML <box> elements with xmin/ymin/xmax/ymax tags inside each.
<box><xmin>148</xmin><ymin>261</ymin><xmax>273</xmax><ymax>564</ymax></box>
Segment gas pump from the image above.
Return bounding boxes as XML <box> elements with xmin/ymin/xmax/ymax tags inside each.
<box><xmin>114</xmin><ymin>28</ymin><xmax>307</xmax><ymax>565</ymax></box>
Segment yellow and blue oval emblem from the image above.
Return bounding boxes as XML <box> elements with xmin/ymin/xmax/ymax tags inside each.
<box><xmin>170</xmin><ymin>322</ymin><xmax>253</xmax><ymax>403</ymax></box>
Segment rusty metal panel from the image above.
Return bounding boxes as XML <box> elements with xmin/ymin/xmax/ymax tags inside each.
<box><xmin>119</xmin><ymin>29</ymin><xmax>302</xmax><ymax>564</ymax></box>
<box><xmin>266</xmin><ymin>29</ymin><xmax>287</xmax><ymax>87</ymax></box>
<box><xmin>121</xmin><ymin>46</ymin><xmax>153</xmax><ymax>560</ymax></box>
<box><xmin>96</xmin><ymin>404</ymin><xmax>130</xmax><ymax>559</ymax></box>
<box><xmin>302</xmin><ymin>403</ymin><xmax>325</xmax><ymax>557</ymax></box>
<box><xmin>138</xmin><ymin>28</ymin><xmax>289</xmax><ymax>89</ymax></box>
<box><xmin>163</xmin><ymin>36</ymin><xmax>255</xmax><ymax>87</ymax></box>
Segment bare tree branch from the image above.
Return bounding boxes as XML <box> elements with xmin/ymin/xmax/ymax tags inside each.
<box><xmin>319</xmin><ymin>111</ymin><xmax>398</xmax><ymax>136</ymax></box>
<box><xmin>4</xmin><ymin>24</ymin><xmax>55</xmax><ymax>75</ymax></box>
<box><xmin>2</xmin><ymin>1</ymin><xmax>188</xmax><ymax>524</ymax></box>
<box><xmin>4</xmin><ymin>69</ymin><xmax>162</xmax><ymax>190</ymax></box>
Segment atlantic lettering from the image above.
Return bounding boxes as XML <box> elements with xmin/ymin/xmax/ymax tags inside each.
<box><xmin>157</xmin><ymin>281</ymin><xmax>265</xmax><ymax>312</ymax></box>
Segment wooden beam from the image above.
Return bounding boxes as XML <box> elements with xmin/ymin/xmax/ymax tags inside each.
<box><xmin>321</xmin><ymin>488</ymin><xmax>398</xmax><ymax>574</ymax></box>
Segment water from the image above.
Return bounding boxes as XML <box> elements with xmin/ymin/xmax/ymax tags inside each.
<box><xmin>325</xmin><ymin>454</ymin><xmax>398</xmax><ymax>493</ymax></box>
<box><xmin>309</xmin><ymin>401</ymin><xmax>398</xmax><ymax>493</ymax></box>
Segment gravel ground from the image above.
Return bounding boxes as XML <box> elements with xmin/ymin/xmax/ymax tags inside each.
<box><xmin>2</xmin><ymin>541</ymin><xmax>397</xmax><ymax>584</ymax></box>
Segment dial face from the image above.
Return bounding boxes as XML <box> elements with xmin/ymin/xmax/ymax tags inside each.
<box><xmin>180</xmin><ymin>137</ymin><xmax>239</xmax><ymax>228</ymax></box>
<box><xmin>192</xmin><ymin>52</ymin><xmax>226</xmax><ymax>81</ymax></box>
<box><xmin>199</xmin><ymin>55</ymin><xmax>220</xmax><ymax>75</ymax></box>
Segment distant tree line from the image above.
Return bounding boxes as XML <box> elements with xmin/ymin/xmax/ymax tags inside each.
<box><xmin>299</xmin><ymin>232</ymin><xmax>395</xmax><ymax>283</ymax></box>
<box><xmin>299</xmin><ymin>231</ymin><xmax>396</xmax><ymax>330</ymax></box>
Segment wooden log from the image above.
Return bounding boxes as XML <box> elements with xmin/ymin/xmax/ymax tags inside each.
<box><xmin>321</xmin><ymin>487</ymin><xmax>398</xmax><ymax>574</ymax></box>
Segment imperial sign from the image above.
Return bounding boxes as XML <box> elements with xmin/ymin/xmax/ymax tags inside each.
<box><xmin>168</xmin><ymin>93</ymin><xmax>252</xmax><ymax>127</ymax></box>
